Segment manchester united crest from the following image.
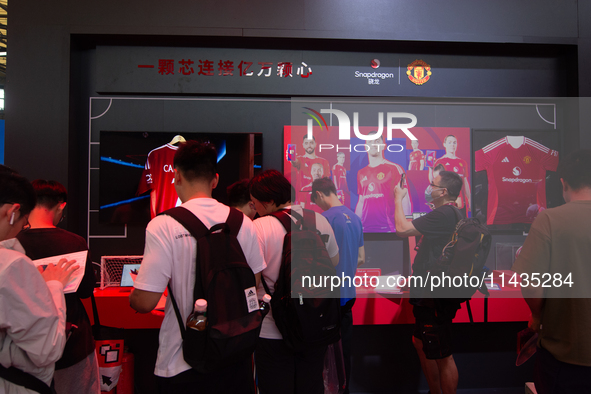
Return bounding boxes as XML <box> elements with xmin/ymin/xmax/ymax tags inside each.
<box><xmin>523</xmin><ymin>156</ymin><xmax>532</xmax><ymax>164</ymax></box>
<box><xmin>377</xmin><ymin>172</ymin><xmax>385</xmax><ymax>180</ymax></box>
<box><xmin>407</xmin><ymin>59</ymin><xmax>432</xmax><ymax>85</ymax></box>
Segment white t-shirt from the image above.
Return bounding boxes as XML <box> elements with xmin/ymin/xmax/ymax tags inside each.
<box><xmin>133</xmin><ymin>198</ymin><xmax>266</xmax><ymax>378</ymax></box>
<box><xmin>253</xmin><ymin>206</ymin><xmax>339</xmax><ymax>339</ymax></box>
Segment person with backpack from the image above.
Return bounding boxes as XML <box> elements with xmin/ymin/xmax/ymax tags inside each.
<box><xmin>393</xmin><ymin>170</ymin><xmax>464</xmax><ymax>394</ymax></box>
<box><xmin>130</xmin><ymin>140</ymin><xmax>266</xmax><ymax>394</ymax></box>
<box><xmin>249</xmin><ymin>169</ymin><xmax>339</xmax><ymax>394</ymax></box>
<box><xmin>311</xmin><ymin>176</ymin><xmax>365</xmax><ymax>394</ymax></box>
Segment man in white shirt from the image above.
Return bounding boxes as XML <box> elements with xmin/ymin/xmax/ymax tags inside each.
<box><xmin>130</xmin><ymin>141</ymin><xmax>266</xmax><ymax>394</ymax></box>
<box><xmin>0</xmin><ymin>171</ymin><xmax>78</xmax><ymax>394</ymax></box>
<box><xmin>250</xmin><ymin>169</ymin><xmax>339</xmax><ymax>394</ymax></box>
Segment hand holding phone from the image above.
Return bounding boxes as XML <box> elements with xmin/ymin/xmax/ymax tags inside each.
<box><xmin>399</xmin><ymin>173</ymin><xmax>406</xmax><ymax>188</ymax></box>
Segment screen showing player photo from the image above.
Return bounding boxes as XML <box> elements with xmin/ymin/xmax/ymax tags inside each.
<box><xmin>283</xmin><ymin>126</ymin><xmax>471</xmax><ymax>233</ymax></box>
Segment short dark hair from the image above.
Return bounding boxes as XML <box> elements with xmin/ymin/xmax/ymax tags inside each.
<box><xmin>311</xmin><ymin>177</ymin><xmax>337</xmax><ymax>203</ymax></box>
<box><xmin>227</xmin><ymin>179</ymin><xmax>251</xmax><ymax>208</ymax></box>
<box><xmin>0</xmin><ymin>173</ymin><xmax>37</xmax><ymax>216</ymax></box>
<box><xmin>249</xmin><ymin>169</ymin><xmax>293</xmax><ymax>206</ymax></box>
<box><xmin>433</xmin><ymin>163</ymin><xmax>445</xmax><ymax>173</ymax></box>
<box><xmin>438</xmin><ymin>170</ymin><xmax>463</xmax><ymax>200</ymax></box>
<box><xmin>302</xmin><ymin>134</ymin><xmax>316</xmax><ymax>141</ymax></box>
<box><xmin>32</xmin><ymin>179</ymin><xmax>67</xmax><ymax>209</ymax></box>
<box><xmin>173</xmin><ymin>140</ymin><xmax>217</xmax><ymax>182</ymax></box>
<box><xmin>558</xmin><ymin>149</ymin><xmax>591</xmax><ymax>191</ymax></box>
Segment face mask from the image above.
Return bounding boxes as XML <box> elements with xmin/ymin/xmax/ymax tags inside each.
<box><xmin>425</xmin><ymin>185</ymin><xmax>445</xmax><ymax>204</ymax></box>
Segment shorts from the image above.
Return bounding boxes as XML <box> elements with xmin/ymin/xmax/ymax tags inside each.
<box><xmin>412</xmin><ymin>299</ymin><xmax>460</xmax><ymax>360</ymax></box>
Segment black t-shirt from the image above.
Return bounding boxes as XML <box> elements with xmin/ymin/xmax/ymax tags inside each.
<box><xmin>411</xmin><ymin>205</ymin><xmax>460</xmax><ymax>277</ymax></box>
<box><xmin>17</xmin><ymin>227</ymin><xmax>96</xmax><ymax>369</ymax></box>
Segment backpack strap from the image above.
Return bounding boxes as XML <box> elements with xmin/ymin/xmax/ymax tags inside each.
<box><xmin>269</xmin><ymin>209</ymin><xmax>296</xmax><ymax>234</ymax></box>
<box><xmin>226</xmin><ymin>207</ymin><xmax>244</xmax><ymax>237</ymax></box>
<box><xmin>159</xmin><ymin>206</ymin><xmax>210</xmax><ymax>341</ymax></box>
<box><xmin>0</xmin><ymin>364</ymin><xmax>52</xmax><ymax>394</ymax></box>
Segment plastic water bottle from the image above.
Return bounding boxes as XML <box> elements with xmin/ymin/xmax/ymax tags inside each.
<box><xmin>260</xmin><ymin>294</ymin><xmax>271</xmax><ymax>313</ymax></box>
<box><xmin>187</xmin><ymin>299</ymin><xmax>207</xmax><ymax>331</ymax></box>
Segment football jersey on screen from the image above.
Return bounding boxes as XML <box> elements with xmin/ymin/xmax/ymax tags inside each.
<box><xmin>409</xmin><ymin>150</ymin><xmax>425</xmax><ymax>171</ymax></box>
<box><xmin>296</xmin><ymin>156</ymin><xmax>331</xmax><ymax>192</ymax></box>
<box><xmin>137</xmin><ymin>144</ymin><xmax>180</xmax><ymax>218</ymax></box>
<box><xmin>434</xmin><ymin>156</ymin><xmax>469</xmax><ymax>209</ymax></box>
<box><xmin>475</xmin><ymin>136</ymin><xmax>558</xmax><ymax>225</ymax></box>
<box><xmin>357</xmin><ymin>162</ymin><xmax>405</xmax><ymax>232</ymax></box>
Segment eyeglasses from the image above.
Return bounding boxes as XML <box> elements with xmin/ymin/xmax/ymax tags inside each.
<box><xmin>430</xmin><ymin>183</ymin><xmax>445</xmax><ymax>189</ymax></box>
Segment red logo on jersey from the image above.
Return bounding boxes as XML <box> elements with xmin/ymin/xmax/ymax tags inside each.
<box><xmin>523</xmin><ymin>156</ymin><xmax>532</xmax><ymax>164</ymax></box>
<box><xmin>377</xmin><ymin>172</ymin><xmax>385</xmax><ymax>180</ymax></box>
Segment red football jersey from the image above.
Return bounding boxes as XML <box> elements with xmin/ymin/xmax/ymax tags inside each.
<box><xmin>296</xmin><ymin>156</ymin><xmax>331</xmax><ymax>192</ymax></box>
<box><xmin>475</xmin><ymin>137</ymin><xmax>559</xmax><ymax>225</ymax></box>
<box><xmin>434</xmin><ymin>156</ymin><xmax>469</xmax><ymax>209</ymax></box>
<box><xmin>409</xmin><ymin>150</ymin><xmax>425</xmax><ymax>171</ymax></box>
<box><xmin>137</xmin><ymin>144</ymin><xmax>180</xmax><ymax>218</ymax></box>
<box><xmin>356</xmin><ymin>162</ymin><xmax>405</xmax><ymax>232</ymax></box>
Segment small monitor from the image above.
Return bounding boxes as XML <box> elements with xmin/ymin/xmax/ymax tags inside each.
<box><xmin>120</xmin><ymin>263</ymin><xmax>141</xmax><ymax>287</ymax></box>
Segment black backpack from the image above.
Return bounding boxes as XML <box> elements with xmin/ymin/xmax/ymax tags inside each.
<box><xmin>163</xmin><ymin>206</ymin><xmax>264</xmax><ymax>373</ymax></box>
<box><xmin>261</xmin><ymin>209</ymin><xmax>341</xmax><ymax>352</ymax></box>
<box><xmin>430</xmin><ymin>206</ymin><xmax>492</xmax><ymax>301</ymax></box>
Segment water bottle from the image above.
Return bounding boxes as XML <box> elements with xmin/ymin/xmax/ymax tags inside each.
<box><xmin>260</xmin><ymin>294</ymin><xmax>271</xmax><ymax>314</ymax></box>
<box><xmin>187</xmin><ymin>299</ymin><xmax>207</xmax><ymax>331</ymax></box>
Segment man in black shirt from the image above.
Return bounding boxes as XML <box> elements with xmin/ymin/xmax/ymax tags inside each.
<box><xmin>17</xmin><ymin>180</ymin><xmax>99</xmax><ymax>394</ymax></box>
<box><xmin>394</xmin><ymin>171</ymin><xmax>463</xmax><ymax>394</ymax></box>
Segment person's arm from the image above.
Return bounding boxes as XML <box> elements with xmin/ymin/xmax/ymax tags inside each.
<box><xmin>393</xmin><ymin>185</ymin><xmax>421</xmax><ymax>237</ymax></box>
<box><xmin>521</xmin><ymin>286</ymin><xmax>544</xmax><ymax>332</ymax></box>
<box><xmin>419</xmin><ymin>159</ymin><xmax>425</xmax><ymax>171</ymax></box>
<box><xmin>357</xmin><ymin>246</ymin><xmax>365</xmax><ymax>267</ymax></box>
<box><xmin>130</xmin><ymin>288</ymin><xmax>163</xmax><ymax>313</ymax></box>
<box><xmin>463</xmin><ymin>176</ymin><xmax>471</xmax><ymax>213</ymax></box>
<box><xmin>0</xmin><ymin>257</ymin><xmax>76</xmax><ymax>368</ymax></box>
<box><xmin>330</xmin><ymin>252</ymin><xmax>340</xmax><ymax>267</ymax></box>
<box><xmin>355</xmin><ymin>195</ymin><xmax>364</xmax><ymax>218</ymax></box>
<box><xmin>512</xmin><ymin>212</ymin><xmax>551</xmax><ymax>333</ymax></box>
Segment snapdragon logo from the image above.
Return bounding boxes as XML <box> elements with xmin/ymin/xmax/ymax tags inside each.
<box><xmin>303</xmin><ymin>108</ymin><xmax>417</xmax><ymax>152</ymax></box>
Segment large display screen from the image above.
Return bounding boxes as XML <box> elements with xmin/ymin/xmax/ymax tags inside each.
<box><xmin>284</xmin><ymin>125</ymin><xmax>471</xmax><ymax>233</ymax></box>
<box><xmin>99</xmin><ymin>131</ymin><xmax>262</xmax><ymax>224</ymax></box>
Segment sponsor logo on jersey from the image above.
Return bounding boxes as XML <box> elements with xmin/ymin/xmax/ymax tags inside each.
<box><xmin>502</xmin><ymin>177</ymin><xmax>533</xmax><ymax>184</ymax></box>
<box><xmin>502</xmin><ymin>157</ymin><xmax>509</xmax><ymax>163</ymax></box>
<box><xmin>523</xmin><ymin>156</ymin><xmax>532</xmax><ymax>164</ymax></box>
<box><xmin>377</xmin><ymin>172</ymin><xmax>385</xmax><ymax>180</ymax></box>
<box><xmin>513</xmin><ymin>167</ymin><xmax>522</xmax><ymax>176</ymax></box>
<box><xmin>361</xmin><ymin>175</ymin><xmax>368</xmax><ymax>182</ymax></box>
<box><xmin>163</xmin><ymin>164</ymin><xmax>174</xmax><ymax>173</ymax></box>
<box><xmin>406</xmin><ymin>59</ymin><xmax>432</xmax><ymax>85</ymax></box>
<box><xmin>453</xmin><ymin>166</ymin><xmax>459</xmax><ymax>172</ymax></box>
<box><xmin>368</xmin><ymin>182</ymin><xmax>376</xmax><ymax>192</ymax></box>
<box><xmin>364</xmin><ymin>193</ymin><xmax>385</xmax><ymax>199</ymax></box>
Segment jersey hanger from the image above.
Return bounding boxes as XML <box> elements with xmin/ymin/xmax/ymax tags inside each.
<box><xmin>169</xmin><ymin>135</ymin><xmax>186</xmax><ymax>145</ymax></box>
